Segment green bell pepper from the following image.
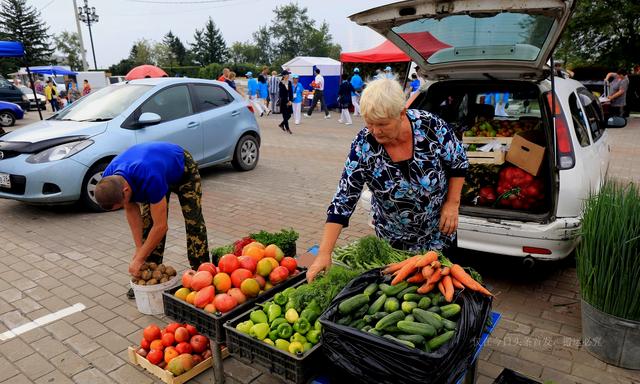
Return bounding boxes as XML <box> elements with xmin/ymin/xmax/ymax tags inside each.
<box><xmin>268</xmin><ymin>329</ymin><xmax>279</xmax><ymax>341</ymax></box>
<box><xmin>277</xmin><ymin>323</ymin><xmax>293</xmax><ymax>339</ymax></box>
<box><xmin>283</xmin><ymin>287</ymin><xmax>296</xmax><ymax>297</ymax></box>
<box><xmin>261</xmin><ymin>301</ymin><xmax>272</xmax><ymax>315</ymax></box>
<box><xmin>250</xmin><ymin>310</ymin><xmax>268</xmax><ymax>324</ymax></box>
<box><xmin>293</xmin><ymin>318</ymin><xmax>311</xmax><ymax>335</ymax></box>
<box><xmin>268</xmin><ymin>304</ymin><xmax>282</xmax><ymax>323</ymax></box>
<box><xmin>306</xmin><ymin>329</ymin><xmax>321</xmax><ymax>345</ymax></box>
<box><xmin>288</xmin><ymin>341</ymin><xmax>304</xmax><ymax>354</ymax></box>
<box><xmin>285</xmin><ymin>298</ymin><xmax>297</xmax><ymax>312</ymax></box>
<box><xmin>303</xmin><ymin>342</ymin><xmax>313</xmax><ymax>352</ymax></box>
<box><xmin>300</xmin><ymin>308</ymin><xmax>320</xmax><ymax>324</ymax></box>
<box><xmin>290</xmin><ymin>332</ymin><xmax>307</xmax><ymax>344</ymax></box>
<box><xmin>249</xmin><ymin>323</ymin><xmax>270</xmax><ymax>340</ymax></box>
<box><xmin>285</xmin><ymin>308</ymin><xmax>299</xmax><ymax>324</ymax></box>
<box><xmin>235</xmin><ymin>320</ymin><xmax>254</xmax><ymax>335</ymax></box>
<box><xmin>314</xmin><ymin>319</ymin><xmax>322</xmax><ymax>331</ymax></box>
<box><xmin>270</xmin><ymin>317</ymin><xmax>287</xmax><ymax>330</ymax></box>
<box><xmin>273</xmin><ymin>292</ymin><xmax>287</xmax><ymax>306</ymax></box>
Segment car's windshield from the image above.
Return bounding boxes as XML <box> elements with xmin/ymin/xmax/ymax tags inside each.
<box><xmin>19</xmin><ymin>86</ymin><xmax>31</xmax><ymax>95</ymax></box>
<box><xmin>391</xmin><ymin>12</ymin><xmax>555</xmax><ymax>64</ymax></box>
<box><xmin>52</xmin><ymin>84</ymin><xmax>152</xmax><ymax>122</ymax></box>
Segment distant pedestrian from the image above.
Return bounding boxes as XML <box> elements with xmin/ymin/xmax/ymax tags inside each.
<box><xmin>82</xmin><ymin>79</ymin><xmax>91</xmax><ymax>96</ymax></box>
<box><xmin>257</xmin><ymin>74</ymin><xmax>271</xmax><ymax>115</ymax></box>
<box><xmin>409</xmin><ymin>73</ymin><xmax>421</xmax><ymax>96</ymax></box>
<box><xmin>291</xmin><ymin>74</ymin><xmax>304</xmax><ymax>125</ymax></box>
<box><xmin>268</xmin><ymin>71</ymin><xmax>279</xmax><ymax>111</ymax></box>
<box><xmin>384</xmin><ymin>66</ymin><xmax>395</xmax><ymax>79</ymax></box>
<box><xmin>35</xmin><ymin>79</ymin><xmax>44</xmax><ymax>94</ymax></box>
<box><xmin>67</xmin><ymin>82</ymin><xmax>81</xmax><ymax>103</ymax></box>
<box><xmin>338</xmin><ymin>73</ymin><xmax>354</xmax><ymax>125</ymax></box>
<box><xmin>44</xmin><ymin>80</ymin><xmax>59</xmax><ymax>112</ymax></box>
<box><xmin>606</xmin><ymin>68</ymin><xmax>629</xmax><ymax>117</ymax></box>
<box><xmin>226</xmin><ymin>71</ymin><xmax>237</xmax><ymax>90</ymax></box>
<box><xmin>350</xmin><ymin>67</ymin><xmax>363</xmax><ymax>117</ymax></box>
<box><xmin>218</xmin><ymin>67</ymin><xmax>230</xmax><ymax>82</ymax></box>
<box><xmin>258</xmin><ymin>66</ymin><xmax>269</xmax><ymax>82</ymax></box>
<box><xmin>306</xmin><ymin>68</ymin><xmax>330</xmax><ymax>119</ymax></box>
<box><xmin>247</xmin><ymin>72</ymin><xmax>265</xmax><ymax>116</ymax></box>
<box><xmin>278</xmin><ymin>70</ymin><xmax>293</xmax><ymax>134</ymax></box>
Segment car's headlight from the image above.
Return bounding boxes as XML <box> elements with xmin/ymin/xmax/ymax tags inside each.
<box><xmin>26</xmin><ymin>140</ymin><xmax>94</xmax><ymax>164</ymax></box>
<box><xmin>22</xmin><ymin>94</ymin><xmax>28</xmax><ymax>102</ymax></box>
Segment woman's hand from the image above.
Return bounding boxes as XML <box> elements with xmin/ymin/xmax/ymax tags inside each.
<box><xmin>307</xmin><ymin>252</ymin><xmax>332</xmax><ymax>282</ymax></box>
<box><xmin>439</xmin><ymin>200</ymin><xmax>460</xmax><ymax>235</ymax></box>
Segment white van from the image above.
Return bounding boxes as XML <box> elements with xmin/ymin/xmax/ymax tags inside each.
<box><xmin>353</xmin><ymin>0</ymin><xmax>626</xmax><ymax>263</ymax></box>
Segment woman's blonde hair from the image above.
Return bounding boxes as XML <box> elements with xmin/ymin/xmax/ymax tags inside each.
<box><xmin>360</xmin><ymin>78</ymin><xmax>405</xmax><ymax>121</ymax></box>
<box><xmin>229</xmin><ymin>72</ymin><xmax>236</xmax><ymax>80</ymax></box>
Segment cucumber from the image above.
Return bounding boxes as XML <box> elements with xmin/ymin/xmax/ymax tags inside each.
<box><xmin>431</xmin><ymin>293</ymin><xmax>444</xmax><ymax>306</ymax></box>
<box><xmin>379</xmin><ymin>282</ymin><xmax>408</xmax><ymax>296</ymax></box>
<box><xmin>368</xmin><ymin>328</ymin><xmax>382</xmax><ymax>336</ymax></box>
<box><xmin>384</xmin><ymin>325</ymin><xmax>401</xmax><ymax>333</ymax></box>
<box><xmin>440</xmin><ymin>304</ymin><xmax>461</xmax><ymax>319</ymax></box>
<box><xmin>383</xmin><ymin>334</ymin><xmax>415</xmax><ymax>348</ymax></box>
<box><xmin>396</xmin><ymin>285</ymin><xmax>418</xmax><ymax>299</ymax></box>
<box><xmin>427</xmin><ymin>330</ymin><xmax>455</xmax><ymax>350</ymax></box>
<box><xmin>368</xmin><ymin>294</ymin><xmax>387</xmax><ymax>315</ymax></box>
<box><xmin>404</xmin><ymin>293</ymin><xmax>423</xmax><ymax>302</ymax></box>
<box><xmin>353</xmin><ymin>304</ymin><xmax>369</xmax><ymax>319</ymax></box>
<box><xmin>401</xmin><ymin>301</ymin><xmax>418</xmax><ymax>314</ymax></box>
<box><xmin>418</xmin><ymin>297</ymin><xmax>432</xmax><ymax>309</ymax></box>
<box><xmin>404</xmin><ymin>315</ymin><xmax>415</xmax><ymax>322</ymax></box>
<box><xmin>363</xmin><ymin>314</ymin><xmax>373</xmax><ymax>323</ymax></box>
<box><xmin>355</xmin><ymin>320</ymin><xmax>368</xmax><ymax>330</ymax></box>
<box><xmin>337</xmin><ymin>315</ymin><xmax>352</xmax><ymax>325</ymax></box>
<box><xmin>374</xmin><ymin>310</ymin><xmax>405</xmax><ymax>331</ymax></box>
<box><xmin>412</xmin><ymin>308</ymin><xmax>444</xmax><ymax>331</ymax></box>
<box><xmin>442</xmin><ymin>318</ymin><xmax>458</xmax><ymax>331</ymax></box>
<box><xmin>396</xmin><ymin>334</ymin><xmax>425</xmax><ymax>345</ymax></box>
<box><xmin>338</xmin><ymin>294</ymin><xmax>369</xmax><ymax>315</ymax></box>
<box><xmin>384</xmin><ymin>297</ymin><xmax>400</xmax><ymax>313</ymax></box>
<box><xmin>363</xmin><ymin>283</ymin><xmax>378</xmax><ymax>297</ymax></box>
<box><xmin>427</xmin><ymin>306</ymin><xmax>441</xmax><ymax>314</ymax></box>
<box><xmin>371</xmin><ymin>312</ymin><xmax>389</xmax><ymax>321</ymax></box>
<box><xmin>397</xmin><ymin>320</ymin><xmax>436</xmax><ymax>338</ymax></box>
<box><xmin>361</xmin><ymin>325</ymin><xmax>372</xmax><ymax>332</ymax></box>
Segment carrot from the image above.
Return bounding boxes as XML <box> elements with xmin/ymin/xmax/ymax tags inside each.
<box><xmin>438</xmin><ymin>281</ymin><xmax>446</xmax><ymax>297</ymax></box>
<box><xmin>391</xmin><ymin>257</ymin><xmax>419</xmax><ymax>285</ymax></box>
<box><xmin>451</xmin><ymin>277</ymin><xmax>465</xmax><ymax>290</ymax></box>
<box><xmin>417</xmin><ymin>282</ymin><xmax>435</xmax><ymax>294</ymax></box>
<box><xmin>383</xmin><ymin>255</ymin><xmax>420</xmax><ymax>274</ymax></box>
<box><xmin>441</xmin><ymin>266</ymin><xmax>450</xmax><ymax>276</ymax></box>
<box><xmin>407</xmin><ymin>272</ymin><xmax>425</xmax><ymax>283</ymax></box>
<box><xmin>426</xmin><ymin>267</ymin><xmax>442</xmax><ymax>286</ymax></box>
<box><xmin>450</xmin><ymin>264</ymin><xmax>493</xmax><ymax>296</ymax></box>
<box><xmin>421</xmin><ymin>266</ymin><xmax>433</xmax><ymax>279</ymax></box>
<box><xmin>430</xmin><ymin>260</ymin><xmax>441</xmax><ymax>269</ymax></box>
<box><xmin>415</xmin><ymin>251</ymin><xmax>438</xmax><ymax>268</ymax></box>
<box><xmin>442</xmin><ymin>276</ymin><xmax>454</xmax><ymax>302</ymax></box>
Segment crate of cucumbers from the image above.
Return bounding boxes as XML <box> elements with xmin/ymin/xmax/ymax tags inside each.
<box><xmin>320</xmin><ymin>254</ymin><xmax>492</xmax><ymax>384</ymax></box>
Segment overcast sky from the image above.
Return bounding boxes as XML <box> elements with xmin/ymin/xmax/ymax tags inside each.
<box><xmin>30</xmin><ymin>0</ymin><xmax>393</xmax><ymax>68</ymax></box>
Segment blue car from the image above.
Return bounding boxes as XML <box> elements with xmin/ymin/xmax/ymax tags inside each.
<box><xmin>0</xmin><ymin>101</ymin><xmax>24</xmax><ymax>128</ymax></box>
<box><xmin>0</xmin><ymin>78</ymin><xmax>260</xmax><ymax>211</ymax></box>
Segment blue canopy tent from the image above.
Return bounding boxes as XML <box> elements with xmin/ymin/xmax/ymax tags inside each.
<box><xmin>0</xmin><ymin>41</ymin><xmax>43</xmax><ymax>120</ymax></box>
<box><xmin>29</xmin><ymin>65</ymin><xmax>77</xmax><ymax>76</ymax></box>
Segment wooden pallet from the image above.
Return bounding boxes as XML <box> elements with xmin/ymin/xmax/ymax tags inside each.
<box><xmin>464</xmin><ymin>136</ymin><xmax>512</xmax><ymax>165</ymax></box>
<box><xmin>128</xmin><ymin>346</ymin><xmax>228</xmax><ymax>384</ymax></box>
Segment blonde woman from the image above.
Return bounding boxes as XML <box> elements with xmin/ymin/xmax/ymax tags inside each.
<box><xmin>307</xmin><ymin>79</ymin><xmax>469</xmax><ymax>281</ymax></box>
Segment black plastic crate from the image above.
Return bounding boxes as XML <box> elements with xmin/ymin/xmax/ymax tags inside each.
<box><xmin>492</xmin><ymin>369</ymin><xmax>542</xmax><ymax>384</ymax></box>
<box><xmin>224</xmin><ymin>302</ymin><xmax>323</xmax><ymax>384</ymax></box>
<box><xmin>163</xmin><ymin>267</ymin><xmax>306</xmax><ymax>343</ymax></box>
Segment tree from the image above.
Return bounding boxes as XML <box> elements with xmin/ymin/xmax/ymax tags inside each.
<box><xmin>0</xmin><ymin>0</ymin><xmax>54</xmax><ymax>75</ymax></box>
<box><xmin>228</xmin><ymin>41</ymin><xmax>263</xmax><ymax>65</ymax></box>
<box><xmin>53</xmin><ymin>31</ymin><xmax>83</xmax><ymax>71</ymax></box>
<box><xmin>153</xmin><ymin>41</ymin><xmax>172</xmax><ymax>67</ymax></box>
<box><xmin>163</xmin><ymin>30</ymin><xmax>188</xmax><ymax>66</ymax></box>
<box><xmin>190</xmin><ymin>17</ymin><xmax>227</xmax><ymax>66</ymax></box>
<box><xmin>556</xmin><ymin>0</ymin><xmax>640</xmax><ymax>69</ymax></box>
<box><xmin>129</xmin><ymin>38</ymin><xmax>155</xmax><ymax>65</ymax></box>
<box><xmin>252</xmin><ymin>26</ymin><xmax>274</xmax><ymax>65</ymax></box>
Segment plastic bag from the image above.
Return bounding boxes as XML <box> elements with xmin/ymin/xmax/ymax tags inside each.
<box><xmin>320</xmin><ymin>269</ymin><xmax>492</xmax><ymax>384</ymax></box>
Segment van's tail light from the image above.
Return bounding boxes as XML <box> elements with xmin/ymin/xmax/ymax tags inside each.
<box><xmin>523</xmin><ymin>246</ymin><xmax>552</xmax><ymax>255</ymax></box>
<box><xmin>546</xmin><ymin>92</ymin><xmax>575</xmax><ymax>170</ymax></box>
<box><xmin>247</xmin><ymin>104</ymin><xmax>254</xmax><ymax>113</ymax></box>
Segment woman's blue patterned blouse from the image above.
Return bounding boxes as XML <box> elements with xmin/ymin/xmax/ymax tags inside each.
<box><xmin>327</xmin><ymin>109</ymin><xmax>469</xmax><ymax>251</ymax></box>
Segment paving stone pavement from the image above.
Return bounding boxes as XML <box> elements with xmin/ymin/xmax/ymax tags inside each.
<box><xmin>0</xmin><ymin>111</ymin><xmax>639</xmax><ymax>384</ymax></box>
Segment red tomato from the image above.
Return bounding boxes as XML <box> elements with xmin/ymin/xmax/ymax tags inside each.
<box><xmin>147</xmin><ymin>349</ymin><xmax>164</xmax><ymax>365</ymax></box>
<box><xmin>143</xmin><ymin>324</ymin><xmax>162</xmax><ymax>342</ymax></box>
<box><xmin>190</xmin><ymin>334</ymin><xmax>209</xmax><ymax>354</ymax></box>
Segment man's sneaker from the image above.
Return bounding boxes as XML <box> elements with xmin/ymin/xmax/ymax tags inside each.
<box><xmin>304</xmin><ymin>114</ymin><xmax>310</xmax><ymax>118</ymax></box>
<box><xmin>126</xmin><ymin>288</ymin><xmax>135</xmax><ymax>300</ymax></box>
<box><xmin>324</xmin><ymin>114</ymin><xmax>331</xmax><ymax>119</ymax></box>
<box><xmin>345</xmin><ymin>122</ymin><xmax>353</xmax><ymax>125</ymax></box>
<box><xmin>267</xmin><ymin>110</ymin><xmax>272</xmax><ymax>116</ymax></box>
<box><xmin>338</xmin><ymin>119</ymin><xmax>343</xmax><ymax>123</ymax></box>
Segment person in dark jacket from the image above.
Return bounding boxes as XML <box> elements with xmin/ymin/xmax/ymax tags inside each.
<box><xmin>278</xmin><ymin>70</ymin><xmax>294</xmax><ymax>134</ymax></box>
<box><xmin>338</xmin><ymin>73</ymin><xmax>355</xmax><ymax>125</ymax></box>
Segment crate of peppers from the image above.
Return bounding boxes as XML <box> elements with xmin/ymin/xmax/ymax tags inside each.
<box><xmin>320</xmin><ymin>252</ymin><xmax>493</xmax><ymax>384</ymax></box>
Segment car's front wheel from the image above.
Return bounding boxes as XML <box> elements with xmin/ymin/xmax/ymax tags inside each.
<box><xmin>231</xmin><ymin>134</ymin><xmax>259</xmax><ymax>171</ymax></box>
<box><xmin>0</xmin><ymin>111</ymin><xmax>16</xmax><ymax>127</ymax></box>
<box><xmin>81</xmin><ymin>160</ymin><xmax>109</xmax><ymax>212</ymax></box>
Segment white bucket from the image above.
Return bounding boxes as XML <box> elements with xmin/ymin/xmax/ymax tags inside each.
<box><xmin>131</xmin><ymin>275</ymin><xmax>181</xmax><ymax>315</ymax></box>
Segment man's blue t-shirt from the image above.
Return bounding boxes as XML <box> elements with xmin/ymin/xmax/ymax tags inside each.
<box><xmin>350</xmin><ymin>74</ymin><xmax>363</xmax><ymax>96</ymax></box>
<box><xmin>292</xmin><ymin>82</ymin><xmax>303</xmax><ymax>103</ymax></box>
<box><xmin>103</xmin><ymin>142</ymin><xmax>185</xmax><ymax>204</ymax></box>
<box><xmin>247</xmin><ymin>78</ymin><xmax>258</xmax><ymax>97</ymax></box>
<box><xmin>258</xmin><ymin>82</ymin><xmax>268</xmax><ymax>98</ymax></box>
<box><xmin>410</xmin><ymin>79</ymin><xmax>421</xmax><ymax>92</ymax></box>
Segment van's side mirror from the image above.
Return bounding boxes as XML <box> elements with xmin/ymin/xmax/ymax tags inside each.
<box><xmin>606</xmin><ymin>116</ymin><xmax>627</xmax><ymax>128</ymax></box>
<box><xmin>137</xmin><ymin>112</ymin><xmax>161</xmax><ymax>126</ymax></box>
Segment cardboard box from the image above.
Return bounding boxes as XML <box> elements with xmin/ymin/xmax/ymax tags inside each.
<box><xmin>505</xmin><ymin>131</ymin><xmax>546</xmax><ymax>176</ymax></box>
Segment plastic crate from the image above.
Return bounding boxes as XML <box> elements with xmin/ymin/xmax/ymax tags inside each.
<box><xmin>163</xmin><ymin>268</ymin><xmax>306</xmax><ymax>343</ymax></box>
<box><xmin>224</xmin><ymin>302</ymin><xmax>324</xmax><ymax>384</ymax></box>
<box><xmin>492</xmin><ymin>369</ymin><xmax>542</xmax><ymax>384</ymax></box>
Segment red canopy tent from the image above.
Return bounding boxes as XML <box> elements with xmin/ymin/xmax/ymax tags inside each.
<box><xmin>340</xmin><ymin>32</ymin><xmax>451</xmax><ymax>63</ymax></box>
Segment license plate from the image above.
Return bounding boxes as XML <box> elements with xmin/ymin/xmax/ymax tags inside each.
<box><xmin>0</xmin><ymin>173</ymin><xmax>10</xmax><ymax>189</ymax></box>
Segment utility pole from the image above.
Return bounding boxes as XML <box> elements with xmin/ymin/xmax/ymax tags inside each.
<box><xmin>78</xmin><ymin>0</ymin><xmax>99</xmax><ymax>70</ymax></box>
<box><xmin>72</xmin><ymin>0</ymin><xmax>88</xmax><ymax>71</ymax></box>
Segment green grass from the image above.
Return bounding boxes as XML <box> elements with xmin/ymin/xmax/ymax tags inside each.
<box><xmin>576</xmin><ymin>181</ymin><xmax>640</xmax><ymax>321</ymax></box>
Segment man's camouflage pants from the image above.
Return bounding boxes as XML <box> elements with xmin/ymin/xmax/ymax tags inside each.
<box><xmin>141</xmin><ymin>150</ymin><xmax>209</xmax><ymax>269</ymax></box>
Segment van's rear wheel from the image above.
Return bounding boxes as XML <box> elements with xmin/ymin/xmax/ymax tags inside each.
<box><xmin>81</xmin><ymin>161</ymin><xmax>109</xmax><ymax>212</ymax></box>
<box><xmin>0</xmin><ymin>111</ymin><xmax>16</xmax><ymax>127</ymax></box>
<box><xmin>231</xmin><ymin>135</ymin><xmax>259</xmax><ymax>171</ymax></box>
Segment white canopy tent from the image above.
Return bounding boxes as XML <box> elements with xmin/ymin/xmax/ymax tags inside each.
<box><xmin>281</xmin><ymin>56</ymin><xmax>342</xmax><ymax>107</ymax></box>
